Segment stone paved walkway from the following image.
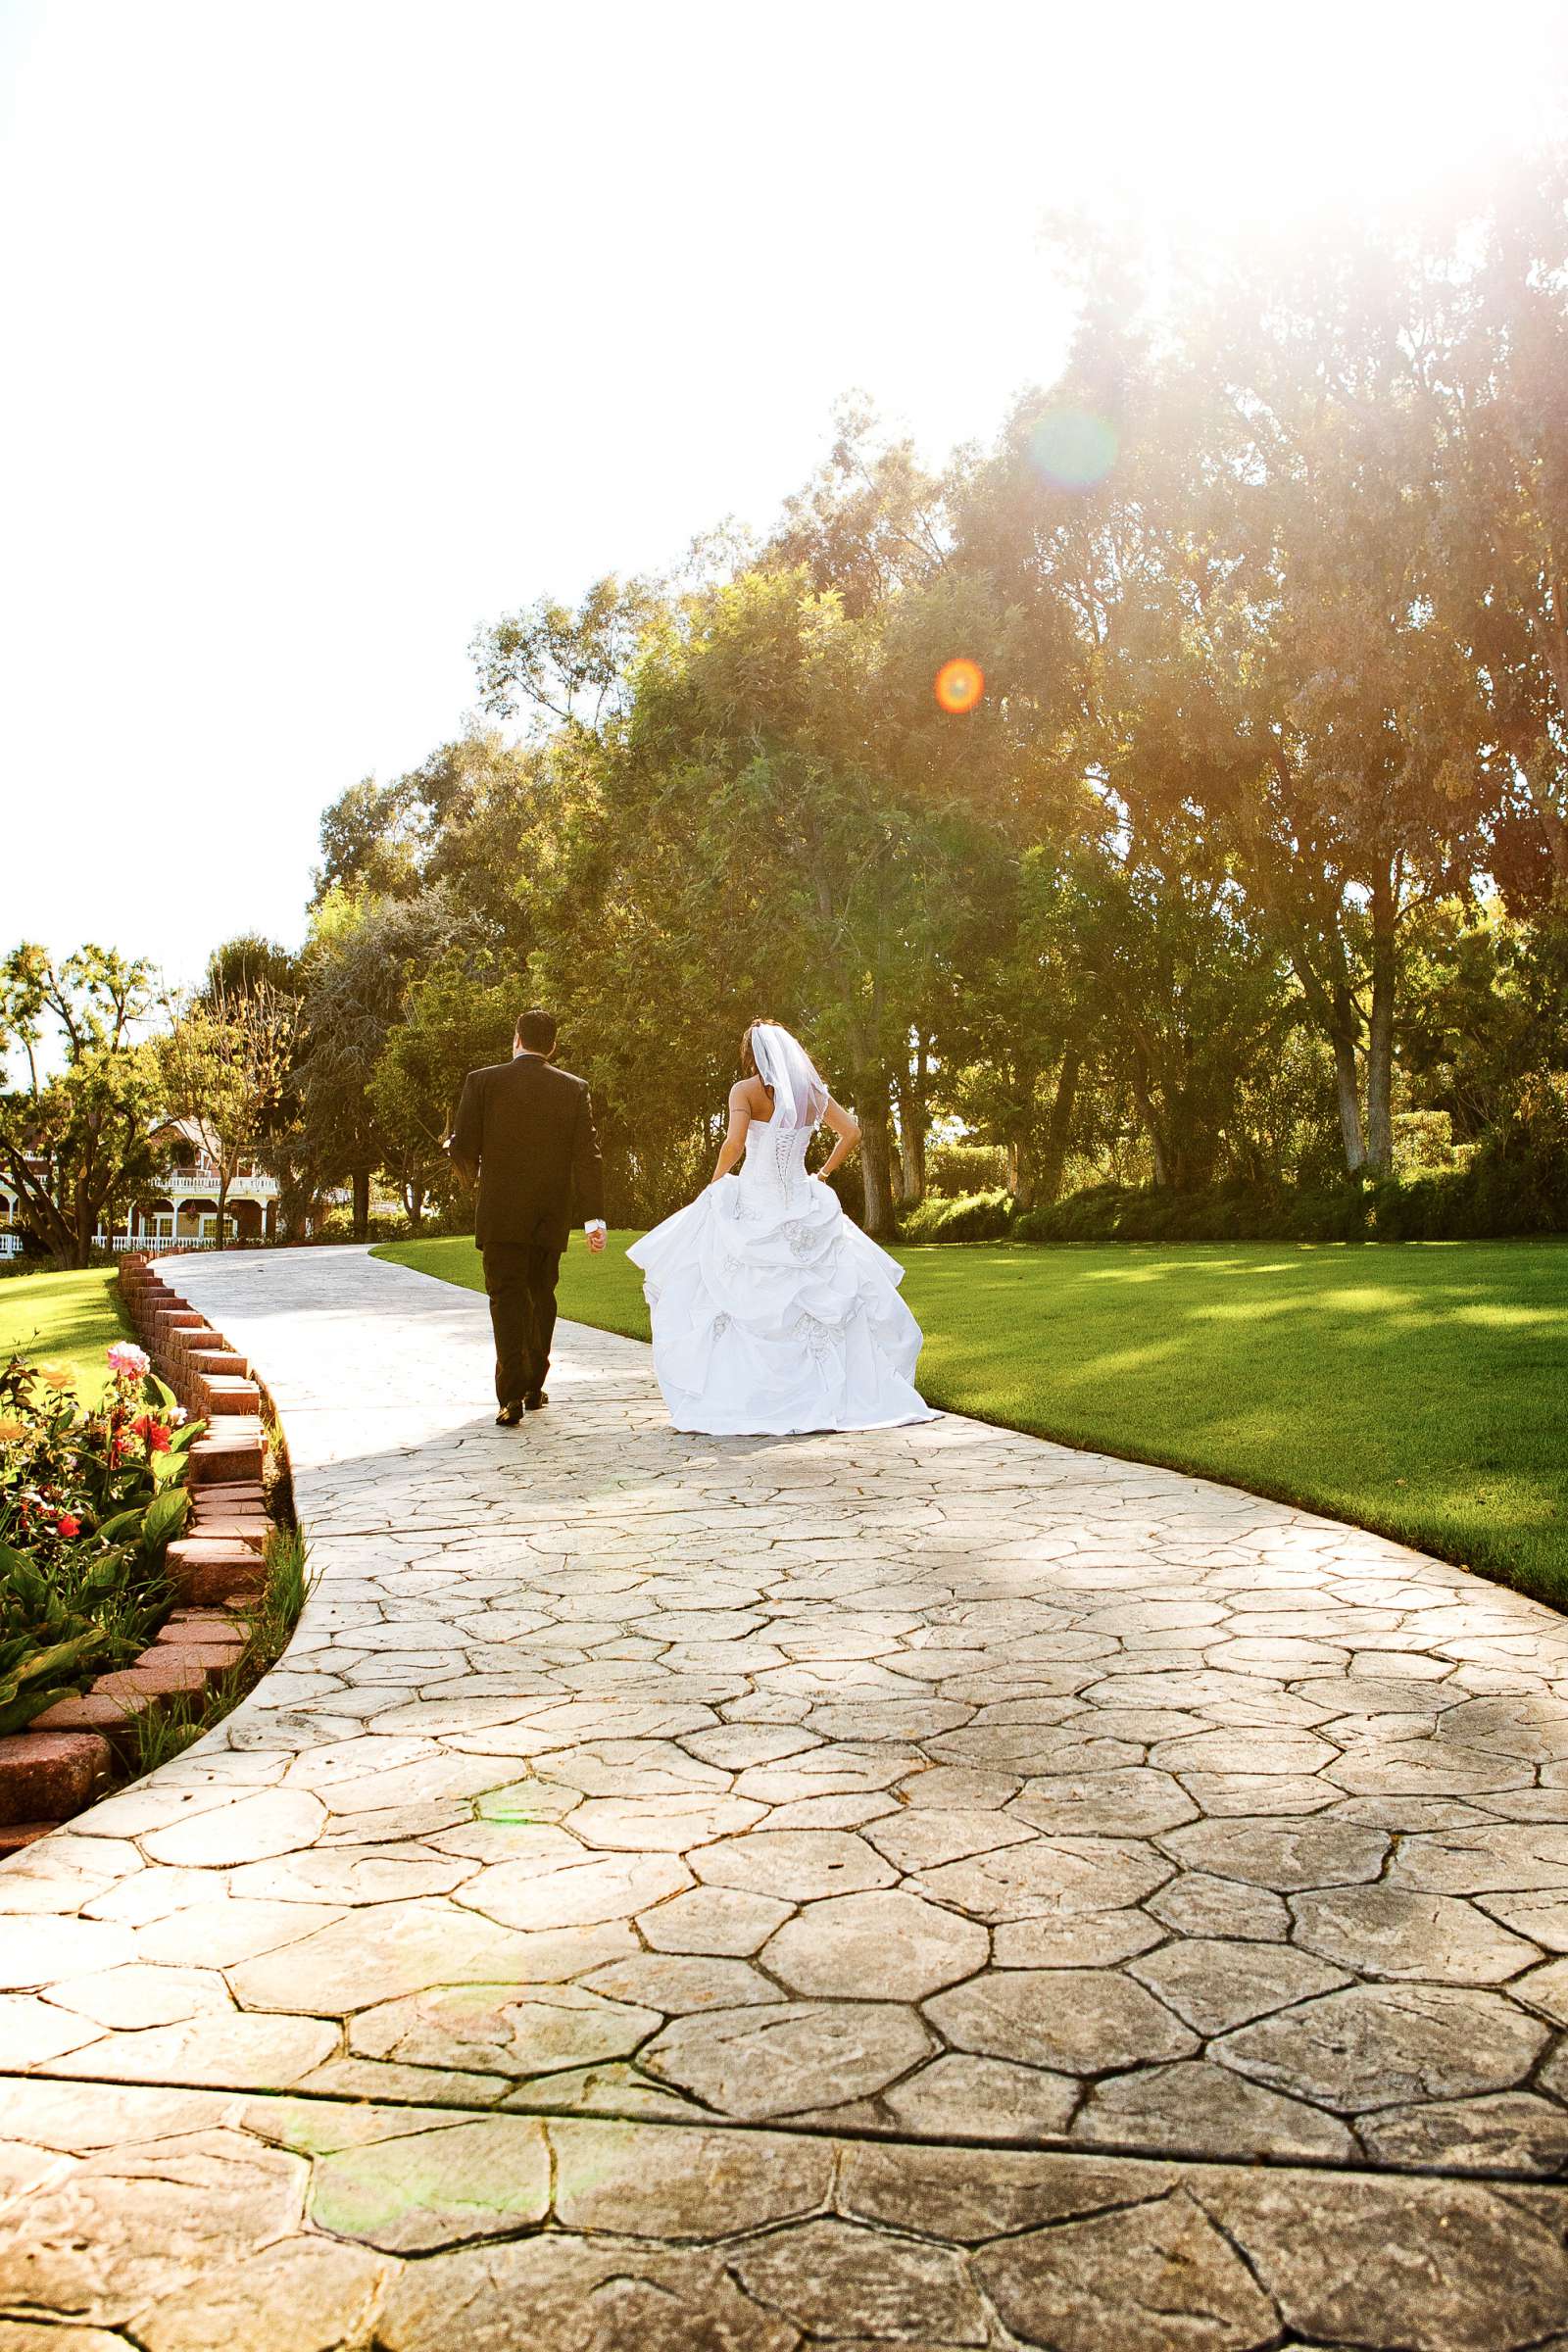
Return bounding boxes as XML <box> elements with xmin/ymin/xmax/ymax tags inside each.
<box><xmin>5</xmin><ymin>1246</ymin><xmax>1568</xmax><ymax>2348</ymax></box>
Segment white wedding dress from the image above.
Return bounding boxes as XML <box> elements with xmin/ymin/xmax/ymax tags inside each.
<box><xmin>627</xmin><ymin>1030</ymin><xmax>938</xmax><ymax>1438</ymax></box>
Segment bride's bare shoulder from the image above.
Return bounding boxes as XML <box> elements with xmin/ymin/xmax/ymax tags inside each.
<box><xmin>730</xmin><ymin>1076</ymin><xmax>772</xmax><ymax>1117</ymax></box>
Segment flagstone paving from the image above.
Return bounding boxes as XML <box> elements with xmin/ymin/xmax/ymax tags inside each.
<box><xmin>4</xmin><ymin>1243</ymin><xmax>1568</xmax><ymax>2345</ymax></box>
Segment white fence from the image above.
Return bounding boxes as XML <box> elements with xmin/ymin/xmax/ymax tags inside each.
<box><xmin>110</xmin><ymin>1235</ymin><xmax>222</xmax><ymax>1253</ymax></box>
<box><xmin>0</xmin><ymin>1232</ymin><xmax>225</xmax><ymax>1259</ymax></box>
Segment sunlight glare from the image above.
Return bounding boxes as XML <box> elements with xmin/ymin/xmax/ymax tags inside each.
<box><xmin>1029</xmin><ymin>410</ymin><xmax>1117</xmax><ymax>492</ymax></box>
<box><xmin>934</xmin><ymin>658</ymin><xmax>985</xmax><ymax>713</ymax></box>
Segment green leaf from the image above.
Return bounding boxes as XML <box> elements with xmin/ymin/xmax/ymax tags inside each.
<box><xmin>140</xmin><ymin>1488</ymin><xmax>190</xmax><ymax>1552</ymax></box>
<box><xmin>0</xmin><ymin>1627</ymin><xmax>106</xmax><ymax>1736</ymax></box>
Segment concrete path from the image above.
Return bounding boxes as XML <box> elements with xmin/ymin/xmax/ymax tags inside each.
<box><xmin>4</xmin><ymin>1245</ymin><xmax>1568</xmax><ymax>2348</ymax></box>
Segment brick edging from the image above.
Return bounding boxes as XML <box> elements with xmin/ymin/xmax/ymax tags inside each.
<box><xmin>0</xmin><ymin>1254</ymin><xmax>282</xmax><ymax>1854</ymax></box>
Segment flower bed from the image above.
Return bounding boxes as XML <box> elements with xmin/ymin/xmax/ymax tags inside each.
<box><xmin>0</xmin><ymin>1259</ymin><xmax>298</xmax><ymax>1853</ymax></box>
<box><xmin>0</xmin><ymin>1342</ymin><xmax>202</xmax><ymax>1740</ymax></box>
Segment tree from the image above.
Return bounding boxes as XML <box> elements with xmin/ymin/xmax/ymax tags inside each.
<box><xmin>160</xmin><ymin>967</ymin><xmax>299</xmax><ymax>1250</ymax></box>
<box><xmin>196</xmin><ymin>936</ymin><xmax>321</xmax><ymax>1242</ymax></box>
<box><xmin>298</xmin><ymin>887</ymin><xmax>479</xmax><ymax>1239</ymax></box>
<box><xmin>0</xmin><ymin>946</ymin><xmax>165</xmax><ymax>1268</ymax></box>
<box><xmin>369</xmin><ymin>954</ymin><xmax>514</xmax><ymax>1225</ymax></box>
<box><xmin>472</xmin><ymin>575</ymin><xmax>661</xmax><ymax>738</ymax></box>
<box><xmin>305</xmin><ymin>186</ymin><xmax>1568</xmax><ymax>1235</ymax></box>
<box><xmin>618</xmin><ymin>563</ymin><xmax>1003</xmax><ymax>1234</ymax></box>
<box><xmin>952</xmin><ymin>225</ymin><xmax>1491</xmax><ymax>1178</ymax></box>
<box><xmin>1436</xmin><ymin>153</ymin><xmax>1568</xmax><ymax>901</ymax></box>
<box><xmin>313</xmin><ymin>775</ymin><xmax>426</xmax><ymax>906</ymax></box>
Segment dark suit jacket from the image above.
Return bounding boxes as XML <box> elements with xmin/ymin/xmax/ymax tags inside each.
<box><xmin>451</xmin><ymin>1055</ymin><xmax>605</xmax><ymax>1251</ymax></box>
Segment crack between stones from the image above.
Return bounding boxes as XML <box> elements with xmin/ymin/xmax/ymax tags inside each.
<box><xmin>4</xmin><ymin>2063</ymin><xmax>1565</xmax><ymax>2192</ymax></box>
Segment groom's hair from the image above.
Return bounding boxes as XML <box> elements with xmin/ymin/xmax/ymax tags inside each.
<box><xmin>515</xmin><ymin>1008</ymin><xmax>558</xmax><ymax>1053</ymax></box>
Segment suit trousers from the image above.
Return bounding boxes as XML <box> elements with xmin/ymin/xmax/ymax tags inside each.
<box><xmin>482</xmin><ymin>1242</ymin><xmax>563</xmax><ymax>1406</ymax></box>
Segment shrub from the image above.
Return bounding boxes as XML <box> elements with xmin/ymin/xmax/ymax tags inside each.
<box><xmin>925</xmin><ymin>1144</ymin><xmax>1008</xmax><ymax>1198</ymax></box>
<box><xmin>901</xmin><ymin>1189</ymin><xmax>1016</xmax><ymax>1244</ymax></box>
<box><xmin>1392</xmin><ymin>1109</ymin><xmax>1459</xmax><ymax>1177</ymax></box>
<box><xmin>1007</xmin><ymin>1142</ymin><xmax>1566</xmax><ymax>1248</ymax></box>
<box><xmin>0</xmin><ymin>1349</ymin><xmax>204</xmax><ymax>1733</ymax></box>
<box><xmin>1492</xmin><ymin>1068</ymin><xmax>1568</xmax><ymax>1229</ymax></box>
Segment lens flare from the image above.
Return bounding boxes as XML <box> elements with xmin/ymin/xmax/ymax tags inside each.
<box><xmin>1029</xmin><ymin>408</ymin><xmax>1118</xmax><ymax>492</ymax></box>
<box><xmin>934</xmin><ymin>657</ymin><xmax>984</xmax><ymax>714</ymax></box>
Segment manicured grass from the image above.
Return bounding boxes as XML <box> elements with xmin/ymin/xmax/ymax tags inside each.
<box><xmin>0</xmin><ymin>1266</ymin><xmax>133</xmax><ymax>1401</ymax></box>
<box><xmin>374</xmin><ymin>1233</ymin><xmax>1568</xmax><ymax>1607</ymax></box>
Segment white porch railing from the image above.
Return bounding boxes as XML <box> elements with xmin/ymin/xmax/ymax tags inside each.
<box><xmin>107</xmin><ymin>1235</ymin><xmax>226</xmax><ymax>1252</ymax></box>
<box><xmin>1</xmin><ymin>1232</ymin><xmax>263</xmax><ymax>1259</ymax></box>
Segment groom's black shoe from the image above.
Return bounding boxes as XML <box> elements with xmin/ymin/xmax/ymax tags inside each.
<box><xmin>525</xmin><ymin>1391</ymin><xmax>548</xmax><ymax>1411</ymax></box>
<box><xmin>495</xmin><ymin>1400</ymin><xmax>524</xmax><ymax>1427</ymax></box>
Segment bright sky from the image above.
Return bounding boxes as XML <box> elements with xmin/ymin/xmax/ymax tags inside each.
<box><xmin>3</xmin><ymin>0</ymin><xmax>1565</xmax><ymax>987</ymax></box>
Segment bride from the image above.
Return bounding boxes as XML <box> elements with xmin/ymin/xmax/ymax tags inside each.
<box><xmin>627</xmin><ymin>1020</ymin><xmax>939</xmax><ymax>1437</ymax></box>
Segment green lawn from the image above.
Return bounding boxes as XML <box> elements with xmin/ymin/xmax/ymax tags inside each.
<box><xmin>0</xmin><ymin>1266</ymin><xmax>134</xmax><ymax>1402</ymax></box>
<box><xmin>374</xmin><ymin>1233</ymin><xmax>1568</xmax><ymax>1608</ymax></box>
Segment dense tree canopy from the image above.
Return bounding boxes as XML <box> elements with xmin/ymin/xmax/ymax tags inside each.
<box><xmin>291</xmin><ymin>164</ymin><xmax>1563</xmax><ymax>1241</ymax></box>
<box><xmin>10</xmin><ymin>167</ymin><xmax>1564</xmax><ymax>1259</ymax></box>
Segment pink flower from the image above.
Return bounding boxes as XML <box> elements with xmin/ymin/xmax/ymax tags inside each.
<box><xmin>56</xmin><ymin>1512</ymin><xmax>80</xmax><ymax>1539</ymax></box>
<box><xmin>107</xmin><ymin>1343</ymin><xmax>150</xmax><ymax>1382</ymax></box>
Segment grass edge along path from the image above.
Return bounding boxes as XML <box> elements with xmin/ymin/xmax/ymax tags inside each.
<box><xmin>122</xmin><ymin>1524</ymin><xmax>317</xmax><ymax>1779</ymax></box>
<box><xmin>374</xmin><ymin>1232</ymin><xmax>1568</xmax><ymax>1612</ymax></box>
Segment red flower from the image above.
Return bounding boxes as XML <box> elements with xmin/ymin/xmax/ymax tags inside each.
<box><xmin>56</xmin><ymin>1512</ymin><xmax>79</xmax><ymax>1538</ymax></box>
<box><xmin>147</xmin><ymin>1425</ymin><xmax>171</xmax><ymax>1454</ymax></box>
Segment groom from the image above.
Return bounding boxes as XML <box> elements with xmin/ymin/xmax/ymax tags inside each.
<box><xmin>450</xmin><ymin>1008</ymin><xmax>607</xmax><ymax>1426</ymax></box>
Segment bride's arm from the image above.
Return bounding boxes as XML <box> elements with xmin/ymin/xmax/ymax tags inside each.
<box><xmin>709</xmin><ymin>1082</ymin><xmax>754</xmax><ymax>1183</ymax></box>
<box><xmin>816</xmin><ymin>1097</ymin><xmax>861</xmax><ymax>1179</ymax></box>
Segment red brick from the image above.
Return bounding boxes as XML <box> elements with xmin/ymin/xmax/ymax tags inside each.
<box><xmin>190</xmin><ymin>1645</ymin><xmax>245</xmax><ymax>1678</ymax></box>
<box><xmin>157</xmin><ymin>1609</ymin><xmax>248</xmax><ymax>1643</ymax></box>
<box><xmin>201</xmin><ymin>1377</ymin><xmax>262</xmax><ymax>1416</ymax></box>
<box><xmin>193</xmin><ymin>1481</ymin><xmax>267</xmax><ymax>1509</ymax></box>
<box><xmin>166</xmin><ymin>1539</ymin><xmax>268</xmax><ymax>1607</ymax></box>
<box><xmin>0</xmin><ymin>1823</ymin><xmax>53</xmax><ymax>1856</ymax></box>
<box><xmin>187</xmin><ymin>1349</ymin><xmax>248</xmax><ymax>1380</ymax></box>
<box><xmin>185</xmin><ymin>1516</ymin><xmax>268</xmax><ymax>1551</ymax></box>
<box><xmin>154</xmin><ymin>1619</ymin><xmax>247</xmax><ymax>1670</ymax></box>
<box><xmin>100</xmin><ymin>1653</ymin><xmax>206</xmax><ymax>1697</ymax></box>
<box><xmin>180</xmin><ymin>1561</ymin><xmax>267</xmax><ymax>1608</ymax></box>
<box><xmin>173</xmin><ymin>1331</ymin><xmax>226</xmax><ymax>1371</ymax></box>
<box><xmin>190</xmin><ymin>1429</ymin><xmax>265</xmax><ymax>1485</ymax></box>
<box><xmin>0</xmin><ymin>1729</ymin><xmax>113</xmax><ymax>1826</ymax></box>
<box><xmin>31</xmin><ymin>1690</ymin><xmax>156</xmax><ymax>1742</ymax></box>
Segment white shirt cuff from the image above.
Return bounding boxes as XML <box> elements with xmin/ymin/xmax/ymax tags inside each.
<box><xmin>584</xmin><ymin>1219</ymin><xmax>607</xmax><ymax>1235</ymax></box>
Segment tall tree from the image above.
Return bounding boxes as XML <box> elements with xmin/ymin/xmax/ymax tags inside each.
<box><xmin>368</xmin><ymin>953</ymin><xmax>514</xmax><ymax>1225</ymax></box>
<box><xmin>0</xmin><ymin>946</ymin><xmax>165</xmax><ymax>1268</ymax></box>
<box><xmin>160</xmin><ymin>966</ymin><xmax>299</xmax><ymax>1250</ymax></box>
<box><xmin>1437</xmin><ymin>153</ymin><xmax>1568</xmax><ymax>901</ymax></box>
<box><xmin>298</xmin><ymin>887</ymin><xmax>479</xmax><ymax>1239</ymax></box>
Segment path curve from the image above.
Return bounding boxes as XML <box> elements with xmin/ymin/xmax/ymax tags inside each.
<box><xmin>4</xmin><ymin>1243</ymin><xmax>1568</xmax><ymax>2346</ymax></box>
